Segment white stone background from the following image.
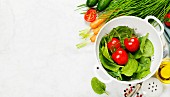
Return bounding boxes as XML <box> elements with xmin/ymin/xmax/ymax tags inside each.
<box><xmin>0</xmin><ymin>0</ymin><xmax>169</xmax><ymax>97</ymax></box>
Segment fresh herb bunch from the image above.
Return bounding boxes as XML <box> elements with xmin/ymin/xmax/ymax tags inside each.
<box><xmin>99</xmin><ymin>0</ymin><xmax>170</xmax><ymax>22</ymax></box>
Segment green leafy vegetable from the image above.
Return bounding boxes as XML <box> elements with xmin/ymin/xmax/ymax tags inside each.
<box><xmin>134</xmin><ymin>33</ymin><xmax>153</xmax><ymax>59</ymax></box>
<box><xmin>99</xmin><ymin>26</ymin><xmax>153</xmax><ymax>81</ymax></box>
<box><xmin>142</xmin><ymin>39</ymin><xmax>154</xmax><ymax>57</ymax></box>
<box><xmin>140</xmin><ymin>33</ymin><xmax>148</xmax><ymax>53</ymax></box>
<box><xmin>128</xmin><ymin>53</ymin><xmax>134</xmax><ymax>59</ymax></box>
<box><xmin>99</xmin><ymin>36</ymin><xmax>107</xmax><ymax>51</ymax></box>
<box><xmin>121</xmin><ymin>58</ymin><xmax>138</xmax><ymax>76</ymax></box>
<box><xmin>136</xmin><ymin>57</ymin><xmax>151</xmax><ymax>73</ymax></box>
<box><xmin>99</xmin><ymin>30</ymin><xmax>122</xmax><ymax>72</ymax></box>
<box><xmin>108</xmin><ymin>70</ymin><xmax>122</xmax><ymax>80</ymax></box>
<box><xmin>109</xmin><ymin>26</ymin><xmax>134</xmax><ymax>47</ymax></box>
<box><xmin>101</xmin><ymin>40</ymin><xmax>114</xmax><ymax>63</ymax></box>
<box><xmin>99</xmin><ymin>52</ymin><xmax>120</xmax><ymax>72</ymax></box>
<box><xmin>115</xmin><ymin>26</ymin><xmax>135</xmax><ymax>37</ymax></box>
<box><xmin>91</xmin><ymin>77</ymin><xmax>108</xmax><ymax>95</ymax></box>
<box><xmin>136</xmin><ymin>70</ymin><xmax>150</xmax><ymax>79</ymax></box>
<box><xmin>140</xmin><ymin>56</ymin><xmax>151</xmax><ymax>65</ymax></box>
<box><xmin>136</xmin><ymin>64</ymin><xmax>142</xmax><ymax>73</ymax></box>
<box><xmin>135</xmin><ymin>57</ymin><xmax>151</xmax><ymax>79</ymax></box>
<box><xmin>134</xmin><ymin>50</ymin><xmax>142</xmax><ymax>59</ymax></box>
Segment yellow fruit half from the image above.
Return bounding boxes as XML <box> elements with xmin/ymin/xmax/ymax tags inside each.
<box><xmin>160</xmin><ymin>65</ymin><xmax>170</xmax><ymax>78</ymax></box>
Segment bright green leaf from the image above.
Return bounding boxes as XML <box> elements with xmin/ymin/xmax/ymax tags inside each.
<box><xmin>136</xmin><ymin>70</ymin><xmax>150</xmax><ymax>79</ymax></box>
<box><xmin>121</xmin><ymin>58</ymin><xmax>138</xmax><ymax>76</ymax></box>
<box><xmin>142</xmin><ymin>39</ymin><xmax>154</xmax><ymax>57</ymax></box>
<box><xmin>99</xmin><ymin>53</ymin><xmax>120</xmax><ymax>72</ymax></box>
<box><xmin>91</xmin><ymin>77</ymin><xmax>108</xmax><ymax>95</ymax></box>
<box><xmin>140</xmin><ymin>33</ymin><xmax>148</xmax><ymax>53</ymax></box>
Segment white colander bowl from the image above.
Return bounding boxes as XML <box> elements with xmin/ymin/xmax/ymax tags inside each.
<box><xmin>94</xmin><ymin>16</ymin><xmax>163</xmax><ymax>84</ymax></box>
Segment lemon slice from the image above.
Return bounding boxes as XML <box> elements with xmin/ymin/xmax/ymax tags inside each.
<box><xmin>160</xmin><ymin>65</ymin><xmax>170</xmax><ymax>78</ymax></box>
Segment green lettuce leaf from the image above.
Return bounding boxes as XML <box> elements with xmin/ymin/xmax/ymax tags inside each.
<box><xmin>99</xmin><ymin>52</ymin><xmax>120</xmax><ymax>72</ymax></box>
<box><xmin>136</xmin><ymin>70</ymin><xmax>150</xmax><ymax>79</ymax></box>
<box><xmin>121</xmin><ymin>58</ymin><xmax>138</xmax><ymax>76</ymax></box>
<box><xmin>142</xmin><ymin>39</ymin><xmax>154</xmax><ymax>57</ymax></box>
<box><xmin>140</xmin><ymin>33</ymin><xmax>148</xmax><ymax>53</ymax></box>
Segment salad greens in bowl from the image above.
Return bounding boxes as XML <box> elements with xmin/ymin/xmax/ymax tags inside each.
<box><xmin>94</xmin><ymin>16</ymin><xmax>163</xmax><ymax>84</ymax></box>
<box><xmin>99</xmin><ymin>26</ymin><xmax>153</xmax><ymax>81</ymax></box>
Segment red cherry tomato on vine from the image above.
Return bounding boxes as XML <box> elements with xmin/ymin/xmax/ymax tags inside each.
<box><xmin>84</xmin><ymin>8</ymin><xmax>97</xmax><ymax>22</ymax></box>
<box><xmin>107</xmin><ymin>38</ymin><xmax>121</xmax><ymax>51</ymax></box>
<box><xmin>112</xmin><ymin>48</ymin><xmax>128</xmax><ymax>65</ymax></box>
<box><xmin>124</xmin><ymin>37</ymin><xmax>140</xmax><ymax>52</ymax></box>
<box><xmin>164</xmin><ymin>13</ymin><xmax>170</xmax><ymax>27</ymax></box>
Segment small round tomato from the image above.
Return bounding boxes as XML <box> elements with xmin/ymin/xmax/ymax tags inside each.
<box><xmin>164</xmin><ymin>13</ymin><xmax>170</xmax><ymax>27</ymax></box>
<box><xmin>124</xmin><ymin>37</ymin><xmax>140</xmax><ymax>52</ymax></box>
<box><xmin>107</xmin><ymin>38</ymin><xmax>121</xmax><ymax>52</ymax></box>
<box><xmin>112</xmin><ymin>48</ymin><xmax>128</xmax><ymax>65</ymax></box>
<box><xmin>84</xmin><ymin>8</ymin><xmax>97</xmax><ymax>22</ymax></box>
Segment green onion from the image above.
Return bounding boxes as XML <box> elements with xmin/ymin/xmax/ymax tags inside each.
<box><xmin>99</xmin><ymin>0</ymin><xmax>170</xmax><ymax>22</ymax></box>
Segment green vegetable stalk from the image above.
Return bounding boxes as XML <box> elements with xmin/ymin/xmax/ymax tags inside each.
<box><xmin>99</xmin><ymin>0</ymin><xmax>170</xmax><ymax>23</ymax></box>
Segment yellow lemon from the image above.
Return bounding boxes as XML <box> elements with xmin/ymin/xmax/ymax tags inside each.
<box><xmin>160</xmin><ymin>65</ymin><xmax>170</xmax><ymax>78</ymax></box>
<box><xmin>155</xmin><ymin>58</ymin><xmax>170</xmax><ymax>84</ymax></box>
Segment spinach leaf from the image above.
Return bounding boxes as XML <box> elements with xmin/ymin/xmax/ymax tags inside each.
<box><xmin>140</xmin><ymin>56</ymin><xmax>151</xmax><ymax>65</ymax></box>
<box><xmin>115</xmin><ymin>26</ymin><xmax>135</xmax><ymax>38</ymax></box>
<box><xmin>91</xmin><ymin>77</ymin><xmax>108</xmax><ymax>95</ymax></box>
<box><xmin>134</xmin><ymin>36</ymin><xmax>153</xmax><ymax>59</ymax></box>
<box><xmin>99</xmin><ymin>37</ymin><xmax>106</xmax><ymax>51</ymax></box>
<box><xmin>99</xmin><ymin>52</ymin><xmax>120</xmax><ymax>72</ymax></box>
<box><xmin>105</xmin><ymin>34</ymin><xmax>114</xmax><ymax>43</ymax></box>
<box><xmin>108</xmin><ymin>70</ymin><xmax>122</xmax><ymax>80</ymax></box>
<box><xmin>101</xmin><ymin>39</ymin><xmax>114</xmax><ymax>63</ymax></box>
<box><xmin>121</xmin><ymin>58</ymin><xmax>138</xmax><ymax>76</ymax></box>
<box><xmin>138</xmin><ymin>36</ymin><xmax>142</xmax><ymax>43</ymax></box>
<box><xmin>109</xmin><ymin>26</ymin><xmax>134</xmax><ymax>47</ymax></box>
<box><xmin>135</xmin><ymin>57</ymin><xmax>151</xmax><ymax>79</ymax></box>
<box><xmin>109</xmin><ymin>28</ymin><xmax>119</xmax><ymax>37</ymax></box>
<box><xmin>136</xmin><ymin>63</ymin><xmax>150</xmax><ymax>73</ymax></box>
<box><xmin>135</xmin><ymin>64</ymin><xmax>142</xmax><ymax>73</ymax></box>
<box><xmin>136</xmin><ymin>57</ymin><xmax>151</xmax><ymax>73</ymax></box>
<box><xmin>99</xmin><ymin>38</ymin><xmax>120</xmax><ymax>72</ymax></box>
<box><xmin>128</xmin><ymin>53</ymin><xmax>134</xmax><ymax>59</ymax></box>
<box><xmin>140</xmin><ymin>33</ymin><xmax>148</xmax><ymax>53</ymax></box>
<box><xmin>136</xmin><ymin>70</ymin><xmax>150</xmax><ymax>79</ymax></box>
<box><xmin>142</xmin><ymin>39</ymin><xmax>154</xmax><ymax>57</ymax></box>
<box><xmin>134</xmin><ymin>50</ymin><xmax>142</xmax><ymax>59</ymax></box>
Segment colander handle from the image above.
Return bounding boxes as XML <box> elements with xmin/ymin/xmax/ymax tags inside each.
<box><xmin>94</xmin><ymin>64</ymin><xmax>112</xmax><ymax>83</ymax></box>
<box><xmin>144</xmin><ymin>16</ymin><xmax>164</xmax><ymax>36</ymax></box>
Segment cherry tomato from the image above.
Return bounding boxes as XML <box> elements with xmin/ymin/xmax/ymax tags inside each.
<box><xmin>112</xmin><ymin>48</ymin><xmax>128</xmax><ymax>65</ymax></box>
<box><xmin>84</xmin><ymin>8</ymin><xmax>97</xmax><ymax>22</ymax></box>
<box><xmin>124</xmin><ymin>37</ymin><xmax>140</xmax><ymax>52</ymax></box>
<box><xmin>107</xmin><ymin>38</ymin><xmax>121</xmax><ymax>52</ymax></box>
<box><xmin>164</xmin><ymin>13</ymin><xmax>170</xmax><ymax>27</ymax></box>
